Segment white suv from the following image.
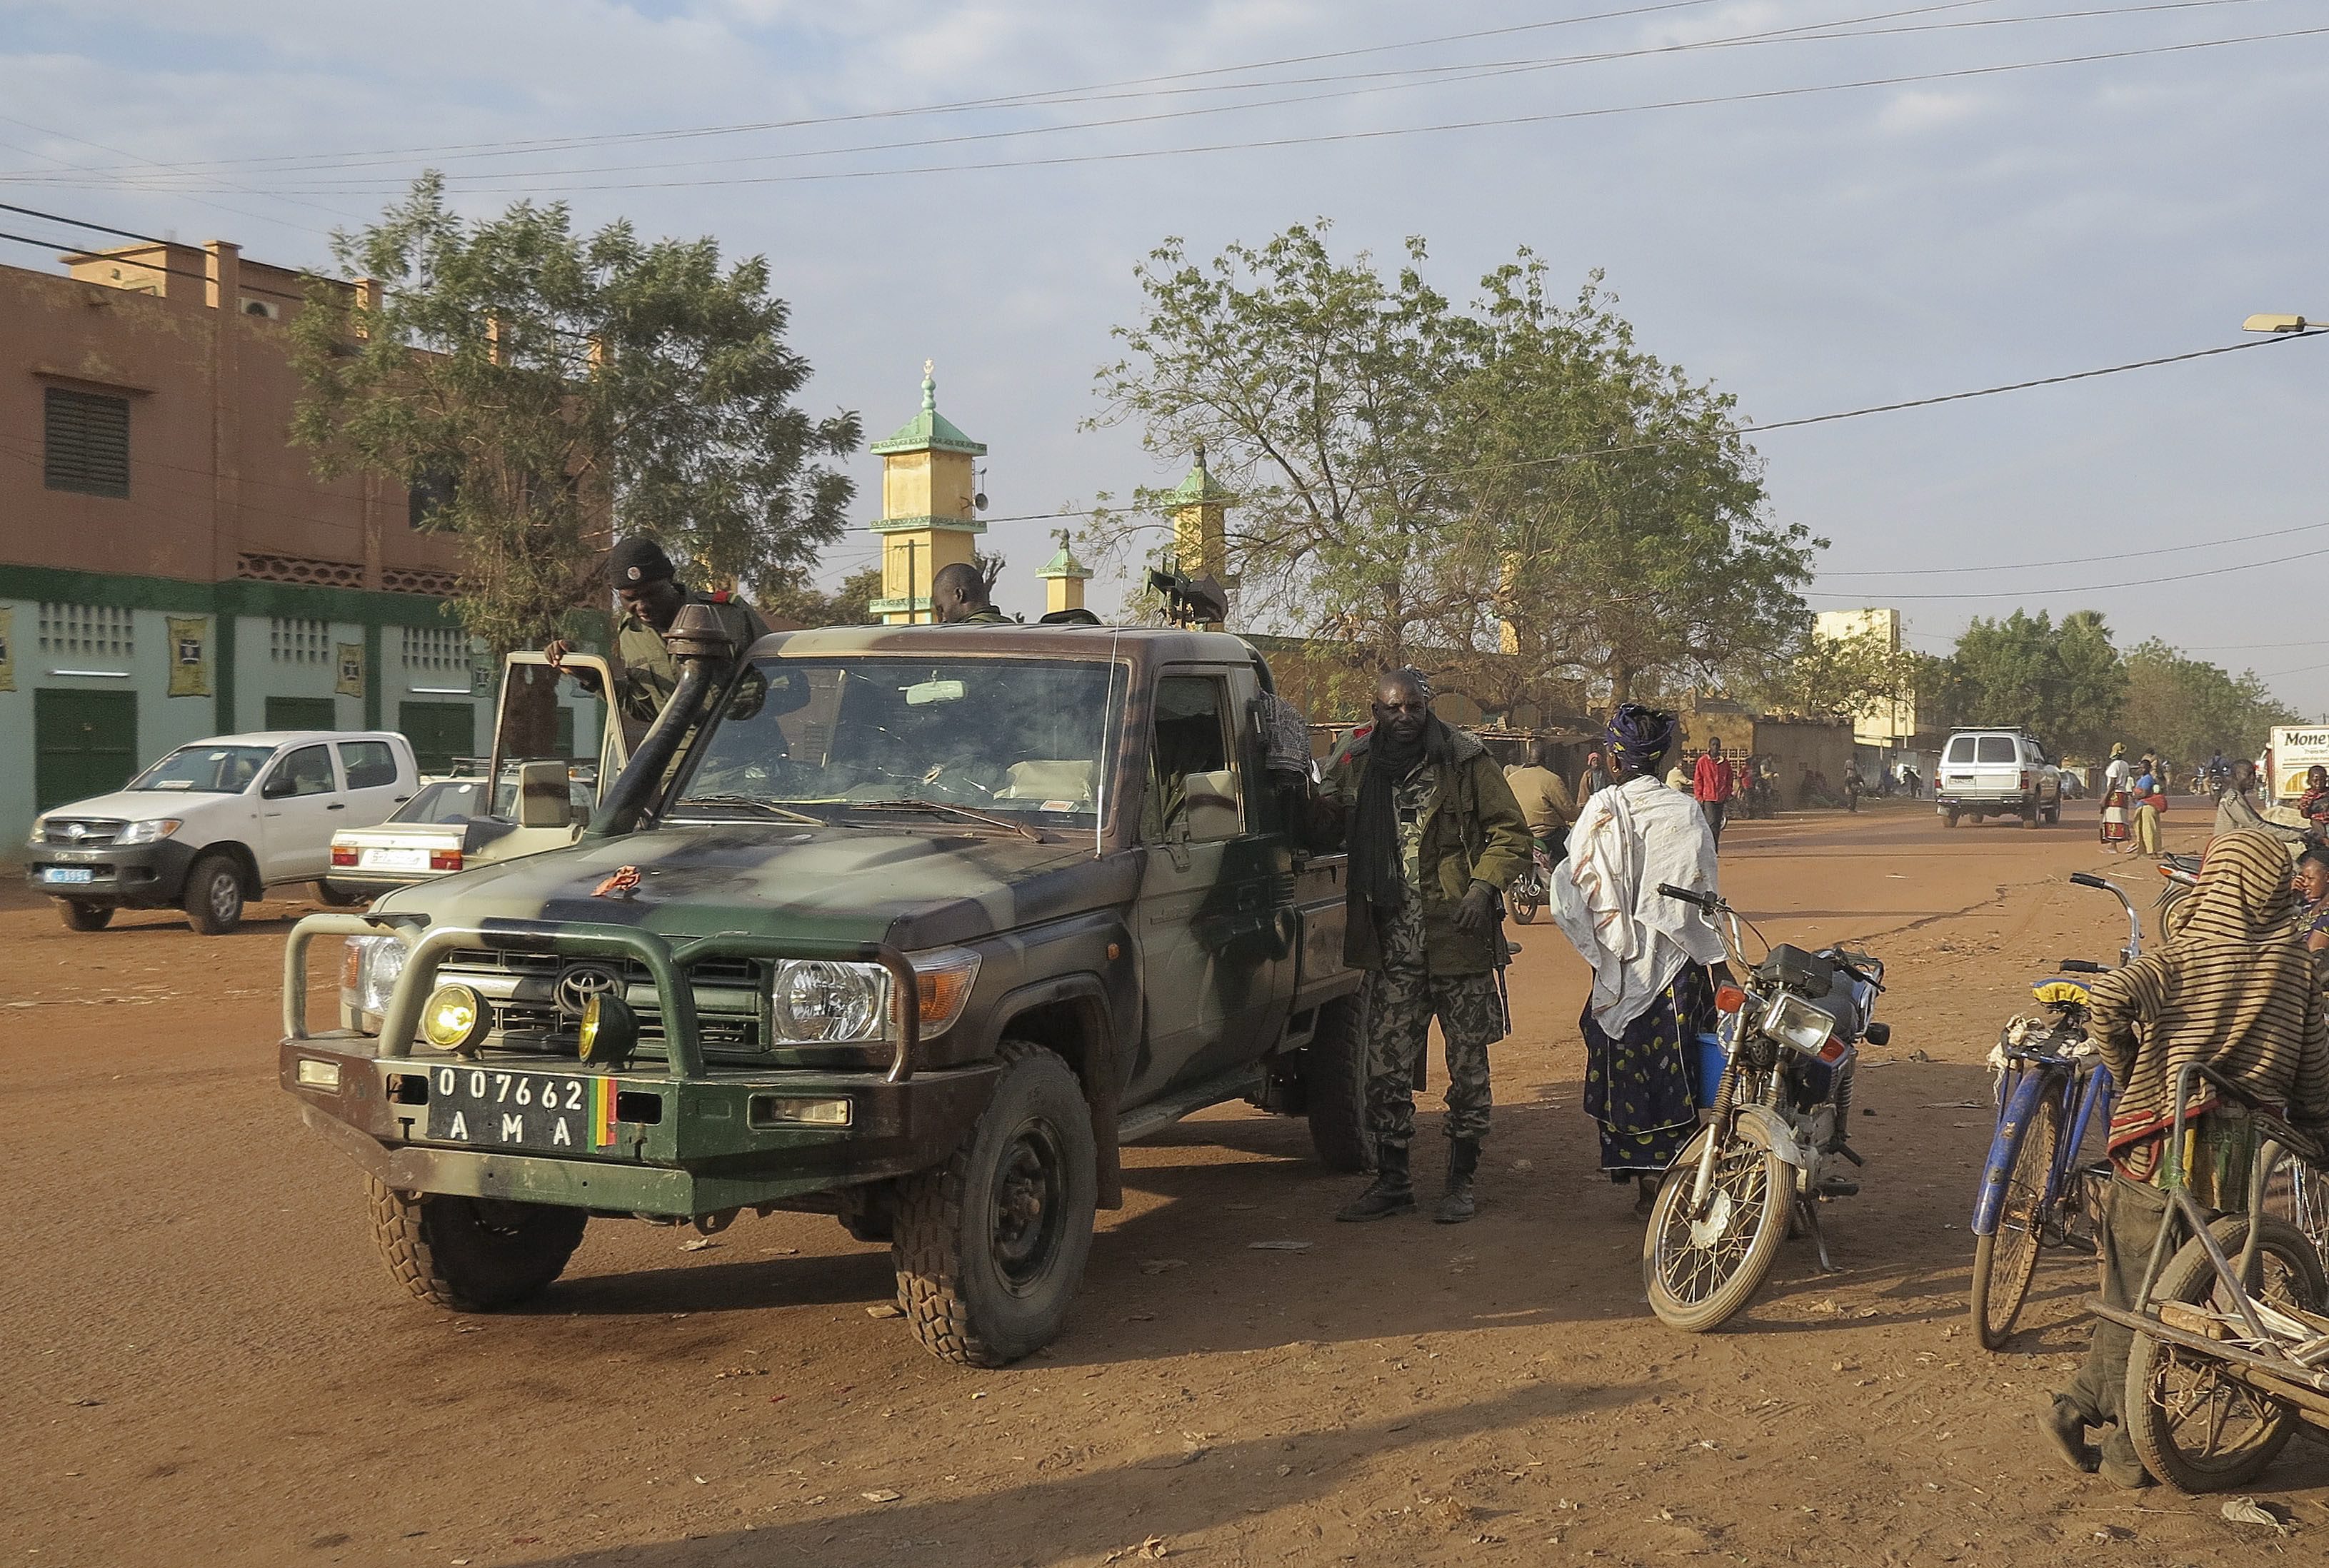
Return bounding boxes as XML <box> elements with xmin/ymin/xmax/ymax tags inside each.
<box><xmin>24</xmin><ymin>730</ymin><xmax>419</xmax><ymax>933</ymax></box>
<box><xmin>1935</xmin><ymin>728</ymin><xmax>2063</xmax><ymax>829</ymax></box>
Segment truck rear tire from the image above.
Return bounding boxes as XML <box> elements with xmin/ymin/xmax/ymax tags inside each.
<box><xmin>183</xmin><ymin>853</ymin><xmax>245</xmax><ymax>935</ymax></box>
<box><xmin>1303</xmin><ymin>991</ymin><xmax>1373</xmax><ymax>1173</ymax></box>
<box><xmin>893</xmin><ymin>1041</ymin><xmax>1097</xmax><ymax>1367</ymax></box>
<box><xmin>57</xmin><ymin>900</ymin><xmax>113</xmax><ymax>931</ymax></box>
<box><xmin>366</xmin><ymin>1177</ymin><xmax>588</xmax><ymax>1311</ymax></box>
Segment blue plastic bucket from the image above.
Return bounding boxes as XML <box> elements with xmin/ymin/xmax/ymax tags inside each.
<box><xmin>1686</xmin><ymin>1031</ymin><xmax>1728</xmax><ymax>1109</ymax></box>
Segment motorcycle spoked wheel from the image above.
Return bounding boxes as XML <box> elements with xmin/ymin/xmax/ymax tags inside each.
<box><xmin>1508</xmin><ymin>885</ymin><xmax>1541</xmax><ymax>924</ymax></box>
<box><xmin>1643</xmin><ymin>1132</ymin><xmax>1793</xmax><ymax>1332</ymax></box>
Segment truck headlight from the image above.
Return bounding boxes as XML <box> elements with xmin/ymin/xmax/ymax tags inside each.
<box><xmin>769</xmin><ymin>960</ymin><xmax>888</xmax><ymax>1044</ymax></box>
<box><xmin>115</xmin><ymin>818</ymin><xmax>183</xmax><ymax>846</ymax></box>
<box><xmin>341</xmin><ymin>934</ymin><xmax>409</xmax><ymax>1019</ymax></box>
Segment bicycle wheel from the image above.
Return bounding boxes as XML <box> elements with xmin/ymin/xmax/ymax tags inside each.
<box><xmin>1970</xmin><ymin>1086</ymin><xmax>2062</xmax><ymax>1350</ymax></box>
<box><xmin>2125</xmin><ymin>1215</ymin><xmax>2326</xmax><ymax>1493</ymax></box>
<box><xmin>1643</xmin><ymin>1132</ymin><xmax>1792</xmax><ymax>1332</ymax></box>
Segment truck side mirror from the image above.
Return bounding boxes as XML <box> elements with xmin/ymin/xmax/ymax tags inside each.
<box><xmin>261</xmin><ymin>773</ymin><xmax>295</xmax><ymax>800</ymax></box>
<box><xmin>515</xmin><ymin>760</ymin><xmax>571</xmax><ymax>828</ymax></box>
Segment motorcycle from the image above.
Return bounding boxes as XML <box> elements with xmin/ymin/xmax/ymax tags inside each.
<box><xmin>1642</xmin><ymin>883</ymin><xmax>1889</xmax><ymax>1332</ymax></box>
<box><xmin>2153</xmin><ymin>852</ymin><xmax>2200</xmax><ymax>941</ymax></box>
<box><xmin>1507</xmin><ymin>843</ymin><xmax>1553</xmax><ymax>925</ymax></box>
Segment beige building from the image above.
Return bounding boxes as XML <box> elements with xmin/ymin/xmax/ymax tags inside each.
<box><xmin>1813</xmin><ymin>606</ymin><xmax>1918</xmax><ymax>748</ymax></box>
<box><xmin>0</xmin><ymin>238</ymin><xmax>539</xmax><ymax>847</ymax></box>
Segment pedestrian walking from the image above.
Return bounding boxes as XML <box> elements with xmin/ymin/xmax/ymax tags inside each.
<box><xmin>1578</xmin><ymin>750</ymin><xmax>1612</xmax><ymax>803</ymax></box>
<box><xmin>1319</xmin><ymin>668</ymin><xmax>1530</xmax><ymax>1225</ymax></box>
<box><xmin>1549</xmin><ymin>704</ymin><xmax>1733</xmax><ymax>1210</ymax></box>
<box><xmin>1693</xmin><ymin>733</ymin><xmax>1735</xmax><ymax>845</ymax></box>
<box><xmin>2045</xmin><ymin>831</ymin><xmax>2329</xmax><ymax>1489</ymax></box>
<box><xmin>2098</xmin><ymin>743</ymin><xmax>2133</xmax><ymax>853</ymax></box>
<box><xmin>2130</xmin><ymin>768</ymin><xmax>2165</xmax><ymax>858</ymax></box>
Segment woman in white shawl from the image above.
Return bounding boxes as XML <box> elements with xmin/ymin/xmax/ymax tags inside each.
<box><xmin>1551</xmin><ymin>704</ymin><xmax>1732</xmax><ymax>1207</ymax></box>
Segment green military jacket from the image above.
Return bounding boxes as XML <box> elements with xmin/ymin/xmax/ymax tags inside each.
<box><xmin>1321</xmin><ymin>723</ymin><xmax>1531</xmax><ymax>975</ymax></box>
<box><xmin>603</xmin><ymin>589</ymin><xmax>771</xmax><ymax>727</ymax></box>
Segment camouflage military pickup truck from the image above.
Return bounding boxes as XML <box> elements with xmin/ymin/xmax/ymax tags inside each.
<box><xmin>280</xmin><ymin>616</ymin><xmax>1366</xmax><ymax>1366</ymax></box>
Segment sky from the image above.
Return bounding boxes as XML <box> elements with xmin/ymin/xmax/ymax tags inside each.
<box><xmin>5</xmin><ymin>0</ymin><xmax>2328</xmax><ymax>713</ymax></box>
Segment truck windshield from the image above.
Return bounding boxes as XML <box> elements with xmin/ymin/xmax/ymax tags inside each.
<box><xmin>676</xmin><ymin>656</ymin><xmax>1124</xmax><ymax>828</ymax></box>
<box><xmin>128</xmin><ymin>744</ymin><xmax>277</xmax><ymax>793</ymax></box>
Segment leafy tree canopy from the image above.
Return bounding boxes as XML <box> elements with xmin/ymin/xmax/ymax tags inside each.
<box><xmin>1087</xmin><ymin>223</ymin><xmax>1807</xmax><ymax>709</ymax></box>
<box><xmin>2116</xmin><ymin>638</ymin><xmax>2300</xmax><ymax>767</ymax></box>
<box><xmin>289</xmin><ymin>174</ymin><xmax>861</xmax><ymax>655</ymax></box>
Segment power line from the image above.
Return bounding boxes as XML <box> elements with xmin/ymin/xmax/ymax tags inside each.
<box><xmin>1820</xmin><ymin>517</ymin><xmax>2329</xmax><ymax>577</ymax></box>
<box><xmin>1808</xmin><ymin>539</ymin><xmax>2329</xmax><ymax>600</ymax></box>
<box><xmin>61</xmin><ymin>21</ymin><xmax>2329</xmax><ymax>196</ymax></box>
<box><xmin>0</xmin><ymin>0</ymin><xmax>1741</xmax><ymax>179</ymax></box>
<box><xmin>36</xmin><ymin>0</ymin><xmax>2062</xmax><ymax>192</ymax></box>
<box><xmin>0</xmin><ymin>225</ymin><xmax>310</xmax><ymax>303</ymax></box>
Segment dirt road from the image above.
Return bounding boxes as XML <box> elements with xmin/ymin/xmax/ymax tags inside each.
<box><xmin>8</xmin><ymin>803</ymin><xmax>2322</xmax><ymax>1567</ymax></box>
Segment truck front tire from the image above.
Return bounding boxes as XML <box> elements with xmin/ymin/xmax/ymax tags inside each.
<box><xmin>183</xmin><ymin>853</ymin><xmax>245</xmax><ymax>935</ymax></box>
<box><xmin>1303</xmin><ymin>992</ymin><xmax>1373</xmax><ymax>1173</ymax></box>
<box><xmin>893</xmin><ymin>1041</ymin><xmax>1097</xmax><ymax>1367</ymax></box>
<box><xmin>366</xmin><ymin>1177</ymin><xmax>588</xmax><ymax>1311</ymax></box>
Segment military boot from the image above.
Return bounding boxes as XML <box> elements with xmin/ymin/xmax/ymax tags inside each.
<box><xmin>1336</xmin><ymin>1143</ymin><xmax>1414</xmax><ymax>1221</ymax></box>
<box><xmin>1436</xmin><ymin>1137</ymin><xmax>1481</xmax><ymax>1224</ymax></box>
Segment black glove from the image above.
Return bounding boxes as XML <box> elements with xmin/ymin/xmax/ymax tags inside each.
<box><xmin>1454</xmin><ymin>880</ymin><xmax>1500</xmax><ymax>935</ymax></box>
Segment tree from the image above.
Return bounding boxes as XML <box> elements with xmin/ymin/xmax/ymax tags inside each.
<box><xmin>1436</xmin><ymin>261</ymin><xmax>1814</xmax><ymax>705</ymax></box>
<box><xmin>289</xmin><ymin>174</ymin><xmax>861</xmax><ymax>664</ymax></box>
<box><xmin>1087</xmin><ymin>223</ymin><xmax>1468</xmax><ymax>678</ymax></box>
<box><xmin>1088</xmin><ymin>226</ymin><xmax>1812</xmax><ymax>711</ymax></box>
<box><xmin>2118</xmin><ymin>638</ymin><xmax>2299</xmax><ymax>766</ymax></box>
<box><xmin>760</xmin><ymin>564</ymin><xmax>881</xmax><ymax>628</ymax></box>
<box><xmin>1938</xmin><ymin>609</ymin><xmax>2128</xmax><ymax>756</ymax></box>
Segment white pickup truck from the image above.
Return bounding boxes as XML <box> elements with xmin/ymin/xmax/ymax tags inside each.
<box><xmin>24</xmin><ymin>730</ymin><xmax>421</xmax><ymax>933</ymax></box>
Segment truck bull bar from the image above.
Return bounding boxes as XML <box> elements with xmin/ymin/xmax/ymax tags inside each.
<box><xmin>284</xmin><ymin>913</ymin><xmax>923</xmax><ymax>1084</ymax></box>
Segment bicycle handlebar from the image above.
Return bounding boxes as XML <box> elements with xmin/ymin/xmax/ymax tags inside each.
<box><xmin>2069</xmin><ymin>872</ymin><xmax>2111</xmax><ymax>890</ymax></box>
<box><xmin>2057</xmin><ymin>959</ymin><xmax>2105</xmax><ymax>975</ymax></box>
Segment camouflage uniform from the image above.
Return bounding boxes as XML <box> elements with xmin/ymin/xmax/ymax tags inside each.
<box><xmin>1363</xmin><ymin>763</ymin><xmax>1507</xmax><ymax>1150</ymax></box>
<box><xmin>588</xmin><ymin>590</ymin><xmax>771</xmax><ymax>728</ymax></box>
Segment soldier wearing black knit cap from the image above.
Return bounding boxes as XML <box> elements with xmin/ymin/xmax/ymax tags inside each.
<box><xmin>545</xmin><ymin>537</ymin><xmax>771</xmax><ymax>726</ymax></box>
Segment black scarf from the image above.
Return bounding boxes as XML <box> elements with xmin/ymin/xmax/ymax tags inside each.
<box><xmin>1352</xmin><ymin>715</ymin><xmax>1453</xmax><ymax>913</ymax></box>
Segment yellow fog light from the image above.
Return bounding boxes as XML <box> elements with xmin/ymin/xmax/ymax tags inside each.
<box><xmin>577</xmin><ymin>992</ymin><xmax>639</xmax><ymax>1067</ymax></box>
<box><xmin>295</xmin><ymin>1057</ymin><xmax>341</xmax><ymax>1090</ymax></box>
<box><xmin>421</xmin><ymin>982</ymin><xmax>492</xmax><ymax>1052</ymax></box>
<box><xmin>748</xmin><ymin>1095</ymin><xmax>852</xmax><ymax>1128</ymax></box>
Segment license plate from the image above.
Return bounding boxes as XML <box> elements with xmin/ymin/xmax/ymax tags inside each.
<box><xmin>359</xmin><ymin>847</ymin><xmax>431</xmax><ymax>871</ymax></box>
<box><xmin>41</xmin><ymin>866</ymin><xmax>94</xmax><ymax>885</ymax></box>
<box><xmin>424</xmin><ymin>1066</ymin><xmax>620</xmax><ymax>1153</ymax></box>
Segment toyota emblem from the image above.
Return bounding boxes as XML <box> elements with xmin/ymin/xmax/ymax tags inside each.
<box><xmin>67</xmin><ymin>822</ymin><xmax>88</xmax><ymax>840</ymax></box>
<box><xmin>554</xmin><ymin>963</ymin><xmax>624</xmax><ymax>1017</ymax></box>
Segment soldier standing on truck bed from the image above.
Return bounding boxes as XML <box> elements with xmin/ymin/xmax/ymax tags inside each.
<box><xmin>1319</xmin><ymin>668</ymin><xmax>1531</xmax><ymax>1225</ymax></box>
<box><xmin>544</xmin><ymin>537</ymin><xmax>771</xmax><ymax>727</ymax></box>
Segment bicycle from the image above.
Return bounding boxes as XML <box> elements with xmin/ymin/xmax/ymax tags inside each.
<box><xmin>1968</xmin><ymin>870</ymin><xmax>2136</xmax><ymax>1350</ymax></box>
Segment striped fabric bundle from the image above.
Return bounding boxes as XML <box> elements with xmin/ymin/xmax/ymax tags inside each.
<box><xmin>2086</xmin><ymin>830</ymin><xmax>2329</xmax><ymax>1193</ymax></box>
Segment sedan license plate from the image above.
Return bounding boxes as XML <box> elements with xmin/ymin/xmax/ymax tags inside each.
<box><xmin>41</xmin><ymin>866</ymin><xmax>94</xmax><ymax>885</ymax></box>
<box><xmin>424</xmin><ymin>1066</ymin><xmax>618</xmax><ymax>1153</ymax></box>
<box><xmin>359</xmin><ymin>846</ymin><xmax>431</xmax><ymax>871</ymax></box>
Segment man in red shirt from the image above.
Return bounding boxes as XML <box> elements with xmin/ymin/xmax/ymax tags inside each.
<box><xmin>1693</xmin><ymin>733</ymin><xmax>1735</xmax><ymax>845</ymax></box>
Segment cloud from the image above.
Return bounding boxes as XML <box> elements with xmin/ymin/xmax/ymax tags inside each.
<box><xmin>1875</xmin><ymin>89</ymin><xmax>1986</xmax><ymax>136</ymax></box>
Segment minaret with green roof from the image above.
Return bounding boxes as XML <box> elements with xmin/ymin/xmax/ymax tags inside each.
<box><xmin>1034</xmin><ymin>527</ymin><xmax>1093</xmax><ymax>616</ymax></box>
<box><xmin>868</xmin><ymin>361</ymin><xmax>988</xmax><ymax>624</ymax></box>
<box><xmin>1165</xmin><ymin>444</ymin><xmax>1235</xmax><ymax>629</ymax></box>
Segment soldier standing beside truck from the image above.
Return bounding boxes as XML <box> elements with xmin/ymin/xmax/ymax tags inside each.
<box><xmin>544</xmin><ymin>537</ymin><xmax>771</xmax><ymax>727</ymax></box>
<box><xmin>1321</xmin><ymin>668</ymin><xmax>1531</xmax><ymax>1225</ymax></box>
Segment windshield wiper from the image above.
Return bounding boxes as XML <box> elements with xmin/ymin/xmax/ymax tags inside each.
<box><xmin>843</xmin><ymin>798</ymin><xmax>1043</xmax><ymax>842</ymax></box>
<box><xmin>671</xmin><ymin>794</ymin><xmax>831</xmax><ymax>826</ymax></box>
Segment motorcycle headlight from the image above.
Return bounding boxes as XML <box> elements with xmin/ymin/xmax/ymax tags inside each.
<box><xmin>115</xmin><ymin>818</ymin><xmax>184</xmax><ymax>847</ymax></box>
<box><xmin>769</xmin><ymin>960</ymin><xmax>888</xmax><ymax>1045</ymax></box>
<box><xmin>341</xmin><ymin>934</ymin><xmax>409</xmax><ymax>1021</ymax></box>
<box><xmin>1762</xmin><ymin>990</ymin><xmax>1840</xmax><ymax>1056</ymax></box>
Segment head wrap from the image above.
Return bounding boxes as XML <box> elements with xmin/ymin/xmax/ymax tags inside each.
<box><xmin>611</xmin><ymin>537</ymin><xmax>676</xmax><ymax>586</ymax></box>
<box><xmin>2110</xmin><ymin>742</ymin><xmax>2127</xmax><ymax>758</ymax></box>
<box><xmin>1604</xmin><ymin>704</ymin><xmax>1678</xmax><ymax>776</ymax></box>
<box><xmin>2176</xmin><ymin>830</ymin><xmax>2298</xmax><ymax>945</ymax></box>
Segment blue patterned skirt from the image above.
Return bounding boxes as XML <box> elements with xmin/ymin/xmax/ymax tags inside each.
<box><xmin>1581</xmin><ymin>963</ymin><xmax>1713</xmax><ymax>1179</ymax></box>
